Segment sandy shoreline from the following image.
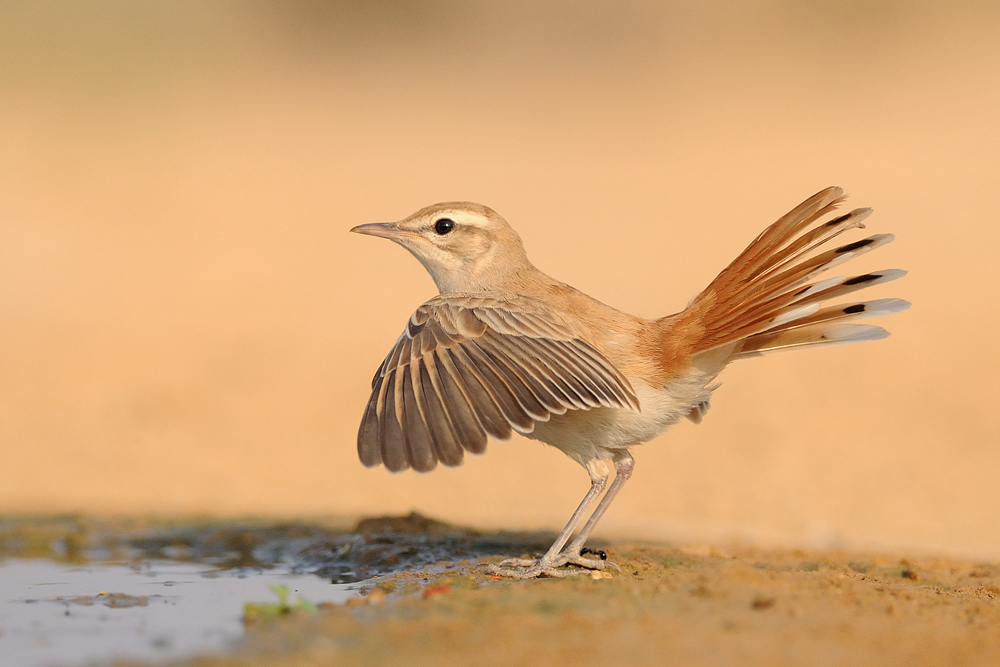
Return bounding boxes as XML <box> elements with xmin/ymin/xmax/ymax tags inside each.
<box><xmin>11</xmin><ymin>514</ymin><xmax>980</xmax><ymax>667</ymax></box>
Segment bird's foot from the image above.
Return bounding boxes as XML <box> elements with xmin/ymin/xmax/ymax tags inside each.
<box><xmin>486</xmin><ymin>547</ymin><xmax>619</xmax><ymax>579</ymax></box>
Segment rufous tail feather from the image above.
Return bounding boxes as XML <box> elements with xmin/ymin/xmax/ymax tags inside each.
<box><xmin>661</xmin><ymin>187</ymin><xmax>909</xmax><ymax>371</ymax></box>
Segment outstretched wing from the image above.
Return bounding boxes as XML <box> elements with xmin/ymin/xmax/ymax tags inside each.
<box><xmin>358</xmin><ymin>292</ymin><xmax>639</xmax><ymax>473</ymax></box>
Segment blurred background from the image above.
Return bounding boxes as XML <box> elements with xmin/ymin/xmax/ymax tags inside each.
<box><xmin>1</xmin><ymin>0</ymin><xmax>997</xmax><ymax>559</ymax></box>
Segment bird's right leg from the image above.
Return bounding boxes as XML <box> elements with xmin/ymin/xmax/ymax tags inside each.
<box><xmin>485</xmin><ymin>458</ymin><xmax>610</xmax><ymax>579</ymax></box>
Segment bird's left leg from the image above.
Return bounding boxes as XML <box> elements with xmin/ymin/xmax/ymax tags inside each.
<box><xmin>552</xmin><ymin>450</ymin><xmax>635</xmax><ymax>571</ymax></box>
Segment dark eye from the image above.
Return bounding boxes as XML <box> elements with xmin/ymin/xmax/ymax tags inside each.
<box><xmin>434</xmin><ymin>218</ymin><xmax>455</xmax><ymax>235</ymax></box>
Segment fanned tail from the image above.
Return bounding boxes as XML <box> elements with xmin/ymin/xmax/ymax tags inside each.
<box><xmin>661</xmin><ymin>187</ymin><xmax>909</xmax><ymax>371</ymax></box>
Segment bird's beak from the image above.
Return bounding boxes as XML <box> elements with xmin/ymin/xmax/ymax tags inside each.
<box><xmin>350</xmin><ymin>222</ymin><xmax>421</xmax><ymax>241</ymax></box>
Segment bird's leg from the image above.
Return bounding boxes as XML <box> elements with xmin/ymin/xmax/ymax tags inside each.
<box><xmin>554</xmin><ymin>451</ymin><xmax>635</xmax><ymax>571</ymax></box>
<box><xmin>486</xmin><ymin>459</ymin><xmax>610</xmax><ymax>579</ymax></box>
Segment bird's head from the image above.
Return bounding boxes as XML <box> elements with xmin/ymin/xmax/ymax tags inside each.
<box><xmin>351</xmin><ymin>202</ymin><xmax>532</xmax><ymax>293</ymax></box>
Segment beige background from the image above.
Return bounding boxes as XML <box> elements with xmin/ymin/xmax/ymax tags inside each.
<box><xmin>1</xmin><ymin>2</ymin><xmax>997</xmax><ymax>559</ymax></box>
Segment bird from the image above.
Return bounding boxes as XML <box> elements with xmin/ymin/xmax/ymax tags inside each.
<box><xmin>350</xmin><ymin>187</ymin><xmax>908</xmax><ymax>578</ymax></box>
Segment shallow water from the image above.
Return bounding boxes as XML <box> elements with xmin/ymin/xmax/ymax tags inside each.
<box><xmin>0</xmin><ymin>558</ymin><xmax>358</xmax><ymax>667</ymax></box>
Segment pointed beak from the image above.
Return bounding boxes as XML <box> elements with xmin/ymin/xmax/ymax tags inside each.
<box><xmin>350</xmin><ymin>222</ymin><xmax>421</xmax><ymax>241</ymax></box>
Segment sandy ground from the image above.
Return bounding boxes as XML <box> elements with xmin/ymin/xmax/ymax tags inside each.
<box><xmin>182</xmin><ymin>551</ymin><xmax>1000</xmax><ymax>667</ymax></box>
<box><xmin>10</xmin><ymin>514</ymin><xmax>972</xmax><ymax>667</ymax></box>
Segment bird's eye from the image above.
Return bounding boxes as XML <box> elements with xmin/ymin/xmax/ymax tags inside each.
<box><xmin>434</xmin><ymin>218</ymin><xmax>455</xmax><ymax>235</ymax></box>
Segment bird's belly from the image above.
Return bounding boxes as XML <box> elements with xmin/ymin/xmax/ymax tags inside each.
<box><xmin>523</xmin><ymin>376</ymin><xmax>714</xmax><ymax>465</ymax></box>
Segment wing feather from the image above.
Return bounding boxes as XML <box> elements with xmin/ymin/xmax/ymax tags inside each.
<box><xmin>484</xmin><ymin>335</ymin><xmax>569</xmax><ymax>414</ymax></box>
<box><xmin>378</xmin><ymin>369</ymin><xmax>408</xmax><ymax>473</ymax></box>
<box><xmin>357</xmin><ymin>377</ymin><xmax>382</xmax><ymax>467</ymax></box>
<box><xmin>529</xmin><ymin>338</ymin><xmax>610</xmax><ymax>408</ymax></box>
<box><xmin>400</xmin><ymin>368</ymin><xmax>436</xmax><ymax>472</ymax></box>
<box><xmin>357</xmin><ymin>292</ymin><xmax>638</xmax><ymax>471</ymax></box>
<box><xmin>416</xmin><ymin>362</ymin><xmax>464</xmax><ymax>466</ymax></box>
<box><xmin>456</xmin><ymin>342</ymin><xmax>536</xmax><ymax>432</ymax></box>
<box><xmin>501</xmin><ymin>336</ymin><xmax>597</xmax><ymax>410</ymax></box>
<box><xmin>434</xmin><ymin>348</ymin><xmax>492</xmax><ymax>453</ymax></box>
<box><xmin>470</xmin><ymin>338</ymin><xmax>550</xmax><ymax>422</ymax></box>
